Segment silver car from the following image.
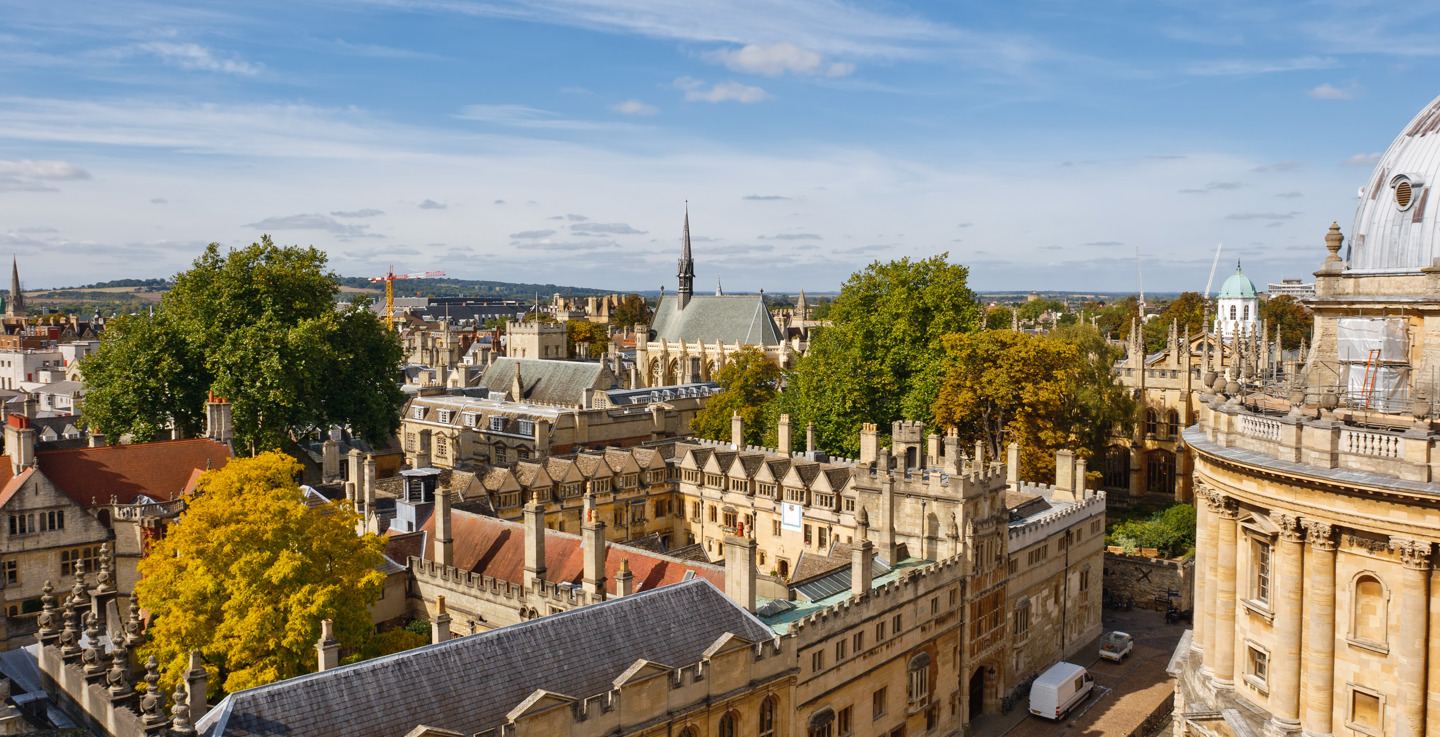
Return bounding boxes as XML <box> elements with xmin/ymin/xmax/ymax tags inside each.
<box><xmin>1099</xmin><ymin>631</ymin><xmax>1133</xmax><ymax>661</ymax></box>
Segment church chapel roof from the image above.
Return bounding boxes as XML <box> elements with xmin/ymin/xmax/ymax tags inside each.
<box><xmin>416</xmin><ymin>508</ymin><xmax>725</xmax><ymax>595</ymax></box>
<box><xmin>35</xmin><ymin>438</ymin><xmax>231</xmax><ymax>507</ymax></box>
<box><xmin>478</xmin><ymin>358</ymin><xmax>614</xmax><ymax>405</ymax></box>
<box><xmin>649</xmin><ymin>294</ymin><xmax>783</xmax><ymax>346</ymax></box>
<box><xmin>196</xmin><ymin>579</ymin><xmax>774</xmax><ymax>737</ymax></box>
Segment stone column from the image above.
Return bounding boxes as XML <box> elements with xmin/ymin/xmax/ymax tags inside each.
<box><xmin>1393</xmin><ymin>538</ymin><xmax>1432</xmax><ymax>737</ymax></box>
<box><xmin>1193</xmin><ymin>489</ymin><xmax>1212</xmax><ymax>656</ymax></box>
<box><xmin>1301</xmin><ymin>520</ymin><xmax>1336</xmax><ymax>737</ymax></box>
<box><xmin>1268</xmin><ymin>513</ymin><xmax>1304</xmax><ymax>733</ymax></box>
<box><xmin>1211</xmin><ymin>496</ymin><xmax>1240</xmax><ymax>687</ymax></box>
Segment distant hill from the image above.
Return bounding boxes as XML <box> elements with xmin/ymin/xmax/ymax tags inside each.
<box><xmin>334</xmin><ymin>277</ymin><xmax>613</xmax><ymax>302</ymax></box>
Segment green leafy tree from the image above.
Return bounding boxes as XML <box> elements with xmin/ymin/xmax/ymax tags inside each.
<box><xmin>809</xmin><ymin>298</ymin><xmax>832</xmax><ymax>320</ymax></box>
<box><xmin>771</xmin><ymin>255</ymin><xmax>981</xmax><ymax>456</ymax></box>
<box><xmin>932</xmin><ymin>326</ymin><xmax>1133</xmax><ymax>482</ymax></box>
<box><xmin>1107</xmin><ymin>503</ymin><xmax>1196</xmax><ymax>557</ymax></box>
<box><xmin>1094</xmin><ymin>296</ymin><xmax>1140</xmax><ymax>340</ymax></box>
<box><xmin>611</xmin><ymin>293</ymin><xmax>652</xmax><ymax>328</ymax></box>
<box><xmin>1016</xmin><ymin>298</ymin><xmax>1064</xmax><ymax>323</ymax></box>
<box><xmin>136</xmin><ymin>452</ymin><xmax>387</xmax><ymax>697</ymax></box>
<box><xmin>1142</xmin><ymin>291</ymin><xmax>1208</xmax><ymax>352</ymax></box>
<box><xmin>984</xmin><ymin>306</ymin><xmax>1013</xmax><ymax>331</ymax></box>
<box><xmin>566</xmin><ymin>320</ymin><xmax>611</xmax><ymax>358</ymax></box>
<box><xmin>81</xmin><ymin>238</ymin><xmax>406</xmax><ymax>451</ymax></box>
<box><xmin>691</xmin><ymin>346</ymin><xmax>781</xmax><ymax>445</ymax></box>
<box><xmin>1261</xmin><ymin>294</ymin><xmax>1312</xmax><ymax>349</ymax></box>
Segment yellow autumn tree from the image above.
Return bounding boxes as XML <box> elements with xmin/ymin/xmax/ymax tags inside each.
<box><xmin>136</xmin><ymin>451</ymin><xmax>386</xmax><ymax>697</ymax></box>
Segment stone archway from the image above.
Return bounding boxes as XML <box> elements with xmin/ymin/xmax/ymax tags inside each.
<box><xmin>968</xmin><ymin>666</ymin><xmax>986</xmax><ymax>720</ymax></box>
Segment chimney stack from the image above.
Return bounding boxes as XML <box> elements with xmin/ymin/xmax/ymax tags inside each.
<box><xmin>859</xmin><ymin>423</ymin><xmax>878</xmax><ymax>464</ymax></box>
<box><xmin>615</xmin><ymin>558</ymin><xmax>634</xmax><ymax>597</ymax></box>
<box><xmin>321</xmin><ymin>428</ymin><xmax>340</xmax><ymax>482</ymax></box>
<box><xmin>5</xmin><ymin>414</ymin><xmax>33</xmax><ymax>475</ymax></box>
<box><xmin>851</xmin><ymin>537</ymin><xmax>875</xmax><ymax>599</ymax></box>
<box><xmin>431</xmin><ymin>596</ymin><xmax>452</xmax><ymax>644</ymax></box>
<box><xmin>942</xmin><ymin>429</ymin><xmax>962</xmax><ymax>475</ymax></box>
<box><xmin>435</xmin><ymin>483</ymin><xmax>453</xmax><ymax>567</ymax></box>
<box><xmin>523</xmin><ymin>501</ymin><xmax>547</xmax><ymax>590</ymax></box>
<box><xmin>88</xmin><ymin>432</ymin><xmax>106</xmax><ymax>448</ymax></box>
<box><xmin>581</xmin><ymin>494</ymin><xmax>607</xmax><ymax>600</ymax></box>
<box><xmin>316</xmin><ymin>619</ymin><xmax>339</xmax><ymax>672</ymax></box>
<box><xmin>731</xmin><ymin>412</ymin><xmax>744</xmax><ymax>447</ymax></box>
<box><xmin>1006</xmin><ymin>442</ymin><xmax>1020</xmax><ymax>490</ymax></box>
<box><xmin>723</xmin><ymin>535</ymin><xmax>756</xmax><ymax>612</ymax></box>
<box><xmin>362</xmin><ymin>455</ymin><xmax>377</xmax><ymax>512</ymax></box>
<box><xmin>777</xmin><ymin>414</ymin><xmax>792</xmax><ymax>454</ymax></box>
<box><xmin>1075</xmin><ymin>456</ymin><xmax>1088</xmax><ymax>499</ymax></box>
<box><xmin>205</xmin><ymin>394</ymin><xmax>232</xmax><ymax>444</ymax></box>
<box><xmin>806</xmin><ymin>423</ymin><xmax>816</xmax><ymax>454</ymax></box>
<box><xmin>1054</xmin><ymin>449</ymin><xmax>1077</xmax><ymax>502</ymax></box>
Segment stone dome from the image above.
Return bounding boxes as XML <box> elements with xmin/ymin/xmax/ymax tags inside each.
<box><xmin>1349</xmin><ymin>93</ymin><xmax>1440</xmax><ymax>272</ymax></box>
<box><xmin>1217</xmin><ymin>264</ymin><xmax>1258</xmax><ymax>299</ymax></box>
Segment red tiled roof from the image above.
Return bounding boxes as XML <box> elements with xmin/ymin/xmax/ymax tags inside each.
<box><xmin>419</xmin><ymin>509</ymin><xmax>725</xmax><ymax>595</ymax></box>
<box><xmin>0</xmin><ymin>467</ymin><xmax>33</xmax><ymax>508</ymax></box>
<box><xmin>386</xmin><ymin>530</ymin><xmax>426</xmax><ymax>563</ymax></box>
<box><xmin>36</xmin><ymin>439</ymin><xmax>232</xmax><ymax>507</ymax></box>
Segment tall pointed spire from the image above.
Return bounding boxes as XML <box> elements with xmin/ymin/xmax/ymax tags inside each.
<box><xmin>6</xmin><ymin>257</ymin><xmax>21</xmax><ymax>319</ymax></box>
<box><xmin>715</xmin><ymin>276</ymin><xmax>723</xmax><ymax>296</ymax></box>
<box><xmin>677</xmin><ymin>202</ymin><xmax>694</xmax><ymax>310</ymax></box>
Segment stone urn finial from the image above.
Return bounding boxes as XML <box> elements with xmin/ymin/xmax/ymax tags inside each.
<box><xmin>1324</xmin><ymin>221</ymin><xmax>1345</xmax><ymax>266</ymax></box>
<box><xmin>1320</xmin><ymin>388</ymin><xmax>1340</xmax><ymax>412</ymax></box>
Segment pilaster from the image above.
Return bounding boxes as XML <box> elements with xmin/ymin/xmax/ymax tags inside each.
<box><xmin>1300</xmin><ymin>520</ymin><xmax>1336</xmax><ymax>737</ymax></box>
<box><xmin>1392</xmin><ymin>537</ymin><xmax>1432</xmax><ymax>737</ymax></box>
<box><xmin>1211</xmin><ymin>494</ymin><xmax>1240</xmax><ymax>688</ymax></box>
<box><xmin>1267</xmin><ymin>513</ymin><xmax>1304</xmax><ymax>735</ymax></box>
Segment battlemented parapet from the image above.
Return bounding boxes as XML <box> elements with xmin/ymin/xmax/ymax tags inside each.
<box><xmin>1007</xmin><ymin>492</ymin><xmax>1106</xmax><ymax>553</ymax></box>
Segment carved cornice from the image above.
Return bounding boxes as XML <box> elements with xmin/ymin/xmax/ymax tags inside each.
<box><xmin>1302</xmin><ymin>520</ymin><xmax>1336</xmax><ymax>552</ymax></box>
<box><xmin>1270</xmin><ymin>512</ymin><xmax>1303</xmax><ymax>542</ymax></box>
<box><xmin>1343</xmin><ymin>533</ymin><xmax>1390</xmax><ymax>554</ymax></box>
<box><xmin>1215</xmin><ymin>496</ymin><xmax>1240</xmax><ymax>520</ymax></box>
<box><xmin>1390</xmin><ymin>538</ymin><xmax>1434</xmax><ymax>571</ymax></box>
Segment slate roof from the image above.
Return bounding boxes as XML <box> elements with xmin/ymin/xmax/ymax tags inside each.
<box><xmin>649</xmin><ymin>295</ymin><xmax>782</xmax><ymax>346</ymax></box>
<box><xmin>479</xmin><ymin>358</ymin><xmax>615</xmax><ymax>405</ymax></box>
<box><xmin>36</xmin><ymin>438</ymin><xmax>232</xmax><ymax>507</ymax></box>
<box><xmin>417</xmin><ymin>508</ymin><xmax>725</xmax><ymax>594</ymax></box>
<box><xmin>196</xmin><ymin>579</ymin><xmax>775</xmax><ymax>737</ymax></box>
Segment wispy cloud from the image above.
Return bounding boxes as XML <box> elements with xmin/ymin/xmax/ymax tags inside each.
<box><xmin>456</xmin><ymin>104</ymin><xmax>630</xmax><ymax>130</ymax></box>
<box><xmin>331</xmin><ymin>208</ymin><xmax>384</xmax><ymax>217</ymax></box>
<box><xmin>1309</xmin><ymin>82</ymin><xmax>1360</xmax><ymax>100</ymax></box>
<box><xmin>1084</xmin><ymin>241</ymin><xmax>1123</xmax><ymax>246</ymax></box>
<box><xmin>1275</xmin><ymin>191</ymin><xmax>1304</xmax><ymax>199</ymax></box>
<box><xmin>0</xmin><ymin>160</ymin><xmax>90</xmax><ymax>180</ymax></box>
<box><xmin>418</xmin><ymin>199</ymin><xmax>447</xmax><ymax>210</ymax></box>
<box><xmin>136</xmin><ymin>42</ymin><xmax>261</xmax><ymax>76</ymax></box>
<box><xmin>610</xmin><ymin>99</ymin><xmax>658</xmax><ymax>115</ymax></box>
<box><xmin>510</xmin><ymin>229</ymin><xmax>556</xmax><ymax>239</ymax></box>
<box><xmin>759</xmin><ymin>233</ymin><xmax>822</xmax><ymax>240</ymax></box>
<box><xmin>0</xmin><ymin>178</ymin><xmax>57</xmax><ymax>193</ymax></box>
<box><xmin>243</xmin><ymin>213</ymin><xmax>381</xmax><ymax>238</ymax></box>
<box><xmin>1345</xmin><ymin>153</ymin><xmax>1382</xmax><ymax>166</ymax></box>
<box><xmin>705</xmin><ymin>43</ymin><xmax>853</xmax><ymax>76</ymax></box>
<box><xmin>1253</xmin><ymin>160</ymin><xmax>1302</xmax><ymax>173</ymax></box>
<box><xmin>674</xmin><ymin>77</ymin><xmax>769</xmax><ymax>103</ymax></box>
<box><xmin>1187</xmin><ymin>56</ymin><xmax>1336</xmax><ymax>76</ymax></box>
<box><xmin>743</xmin><ymin>194</ymin><xmax>789</xmax><ymax>200</ymax></box>
<box><xmin>1225</xmin><ymin>211</ymin><xmax>1301</xmax><ymax>221</ymax></box>
<box><xmin>1179</xmin><ymin>181</ymin><xmax>1243</xmax><ymax>194</ymax></box>
<box><xmin>571</xmin><ymin>222</ymin><xmax>646</xmax><ymax>235</ymax></box>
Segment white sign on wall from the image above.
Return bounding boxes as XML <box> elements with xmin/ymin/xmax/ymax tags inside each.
<box><xmin>781</xmin><ymin>502</ymin><xmax>803</xmax><ymax>532</ymax></box>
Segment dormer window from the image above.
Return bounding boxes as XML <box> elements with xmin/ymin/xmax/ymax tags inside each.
<box><xmin>412</xmin><ymin>406</ymin><xmax>425</xmax><ymax>420</ymax></box>
<box><xmin>490</xmin><ymin>415</ymin><xmax>508</xmax><ymax>431</ymax></box>
<box><xmin>518</xmin><ymin>419</ymin><xmax>535</xmax><ymax>436</ymax></box>
<box><xmin>462</xmin><ymin>412</ymin><xmax>478</xmax><ymax>427</ymax></box>
<box><xmin>437</xmin><ymin>410</ymin><xmax>452</xmax><ymax>424</ymax></box>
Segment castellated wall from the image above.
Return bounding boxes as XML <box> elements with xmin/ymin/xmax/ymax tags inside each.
<box><xmin>1102</xmin><ymin>553</ymin><xmax>1193</xmax><ymax>612</ymax></box>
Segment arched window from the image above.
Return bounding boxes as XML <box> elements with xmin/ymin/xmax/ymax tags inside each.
<box><xmin>1146</xmin><ymin>450</ymin><xmax>1175</xmax><ymax>494</ymax></box>
<box><xmin>1145</xmin><ymin>409</ymin><xmax>1158</xmax><ymax>436</ymax></box>
<box><xmin>680</xmin><ymin>727</ymin><xmax>699</xmax><ymax>737</ymax></box>
<box><xmin>1103</xmin><ymin>446</ymin><xmax>1130</xmax><ymax>490</ymax></box>
<box><xmin>907</xmin><ymin>652</ymin><xmax>932</xmax><ymax>706</ymax></box>
<box><xmin>1243</xmin><ymin>304</ymin><xmax>1250</xmax><ymax>320</ymax></box>
<box><xmin>1229</xmin><ymin>305</ymin><xmax>1236</xmax><ymax>320</ymax></box>
<box><xmin>1167</xmin><ymin>410</ymin><xmax>1180</xmax><ymax>437</ymax></box>
<box><xmin>807</xmin><ymin>709</ymin><xmax>834</xmax><ymax>737</ymax></box>
<box><xmin>719</xmin><ymin>712</ymin><xmax>738</xmax><ymax>737</ymax></box>
<box><xmin>1351</xmin><ymin>573</ymin><xmax>1389</xmax><ymax>645</ymax></box>
<box><xmin>759</xmin><ymin>696</ymin><xmax>778</xmax><ymax>737</ymax></box>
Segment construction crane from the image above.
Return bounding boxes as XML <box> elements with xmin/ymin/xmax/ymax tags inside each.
<box><xmin>1203</xmin><ymin>243</ymin><xmax>1224</xmax><ymax>299</ymax></box>
<box><xmin>1136</xmin><ymin>246</ymin><xmax>1145</xmax><ymax>318</ymax></box>
<box><xmin>370</xmin><ymin>266</ymin><xmax>446</xmax><ymax>330</ymax></box>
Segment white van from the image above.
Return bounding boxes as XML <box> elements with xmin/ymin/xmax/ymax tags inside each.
<box><xmin>1028</xmin><ymin>662</ymin><xmax>1093</xmax><ymax>720</ymax></box>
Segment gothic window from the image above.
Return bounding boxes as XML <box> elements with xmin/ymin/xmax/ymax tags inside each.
<box><xmin>1013</xmin><ymin>600</ymin><xmax>1031</xmax><ymax>641</ymax></box>
<box><xmin>719</xmin><ymin>712</ymin><xmax>738</xmax><ymax>737</ymax></box>
<box><xmin>1145</xmin><ymin>409</ymin><xmax>1158</xmax><ymax>437</ymax></box>
<box><xmin>759</xmin><ymin>696</ymin><xmax>778</xmax><ymax>737</ymax></box>
<box><xmin>1145</xmin><ymin>450</ymin><xmax>1175</xmax><ymax>494</ymax></box>
<box><xmin>1351</xmin><ymin>573</ymin><xmax>1388</xmax><ymax>645</ymax></box>
<box><xmin>807</xmin><ymin>709</ymin><xmax>834</xmax><ymax>737</ymax></box>
<box><xmin>1167</xmin><ymin>410</ymin><xmax>1180</xmax><ymax>437</ymax></box>
<box><xmin>1103</xmin><ymin>446</ymin><xmax>1129</xmax><ymax>489</ymax></box>
<box><xmin>680</xmin><ymin>727</ymin><xmax>699</xmax><ymax>737</ymax></box>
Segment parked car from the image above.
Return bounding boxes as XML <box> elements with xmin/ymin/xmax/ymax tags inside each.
<box><xmin>1099</xmin><ymin>631</ymin><xmax>1133</xmax><ymax>661</ymax></box>
<box><xmin>1028</xmin><ymin>662</ymin><xmax>1094</xmax><ymax>720</ymax></box>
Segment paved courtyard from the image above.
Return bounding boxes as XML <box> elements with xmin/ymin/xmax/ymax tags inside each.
<box><xmin>976</xmin><ymin>607</ymin><xmax>1184</xmax><ymax>737</ymax></box>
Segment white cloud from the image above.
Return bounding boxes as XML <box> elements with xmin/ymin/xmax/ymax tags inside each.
<box><xmin>137</xmin><ymin>42</ymin><xmax>261</xmax><ymax>76</ymax></box>
<box><xmin>1187</xmin><ymin>56</ymin><xmax>1336</xmax><ymax>76</ymax></box>
<box><xmin>0</xmin><ymin>178</ymin><xmax>57</xmax><ymax>193</ymax></box>
<box><xmin>1345</xmin><ymin>152</ymin><xmax>1382</xmax><ymax>166</ymax></box>
<box><xmin>610</xmin><ymin>100</ymin><xmax>658</xmax><ymax>115</ymax></box>
<box><xmin>418</xmin><ymin>199</ymin><xmax>447</xmax><ymax>210</ymax></box>
<box><xmin>331</xmin><ymin>208</ymin><xmax>384</xmax><ymax>217</ymax></box>
<box><xmin>570</xmin><ymin>222</ymin><xmax>646</xmax><ymax>235</ymax></box>
<box><xmin>242</xmin><ymin>213</ymin><xmax>380</xmax><ymax>239</ymax></box>
<box><xmin>674</xmin><ymin>77</ymin><xmax>770</xmax><ymax>103</ymax></box>
<box><xmin>0</xmin><ymin>160</ymin><xmax>90</xmax><ymax>180</ymax></box>
<box><xmin>705</xmin><ymin>42</ymin><xmax>853</xmax><ymax>76</ymax></box>
<box><xmin>1309</xmin><ymin>83</ymin><xmax>1359</xmax><ymax>100</ymax></box>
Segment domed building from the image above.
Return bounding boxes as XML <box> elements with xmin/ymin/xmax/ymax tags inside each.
<box><xmin>1171</xmin><ymin>96</ymin><xmax>1440</xmax><ymax>737</ymax></box>
<box><xmin>1213</xmin><ymin>263</ymin><xmax>1260</xmax><ymax>339</ymax></box>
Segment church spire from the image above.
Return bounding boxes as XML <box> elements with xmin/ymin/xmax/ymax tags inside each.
<box><xmin>677</xmin><ymin>203</ymin><xmax>694</xmax><ymax>310</ymax></box>
<box><xmin>7</xmin><ymin>257</ymin><xmax>22</xmax><ymax>319</ymax></box>
<box><xmin>715</xmin><ymin>276</ymin><xmax>723</xmax><ymax>296</ymax></box>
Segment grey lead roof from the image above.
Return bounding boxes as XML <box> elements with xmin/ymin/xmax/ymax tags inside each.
<box><xmin>479</xmin><ymin>358</ymin><xmax>615</xmax><ymax>405</ymax></box>
<box><xmin>196</xmin><ymin>579</ymin><xmax>775</xmax><ymax>737</ymax></box>
<box><xmin>649</xmin><ymin>295</ymin><xmax>782</xmax><ymax>346</ymax></box>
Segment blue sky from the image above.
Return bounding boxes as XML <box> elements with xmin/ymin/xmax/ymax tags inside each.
<box><xmin>2</xmin><ymin>1</ymin><xmax>1439</xmax><ymax>293</ymax></box>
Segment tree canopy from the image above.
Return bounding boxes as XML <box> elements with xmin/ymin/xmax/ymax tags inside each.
<box><xmin>1142</xmin><ymin>291</ymin><xmax>1208</xmax><ymax>352</ymax></box>
<box><xmin>81</xmin><ymin>238</ymin><xmax>406</xmax><ymax>451</ymax></box>
<box><xmin>932</xmin><ymin>326</ymin><xmax>1133</xmax><ymax>482</ymax></box>
<box><xmin>771</xmin><ymin>255</ymin><xmax>981</xmax><ymax>456</ymax></box>
<box><xmin>611</xmin><ymin>293</ymin><xmax>653</xmax><ymax>329</ymax></box>
<box><xmin>565</xmin><ymin>320</ymin><xmax>610</xmax><ymax>358</ymax></box>
<box><xmin>1261</xmin><ymin>294</ymin><xmax>1313</xmax><ymax>349</ymax></box>
<box><xmin>136</xmin><ymin>452</ymin><xmax>387</xmax><ymax>697</ymax></box>
<box><xmin>690</xmin><ymin>346</ymin><xmax>782</xmax><ymax>446</ymax></box>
